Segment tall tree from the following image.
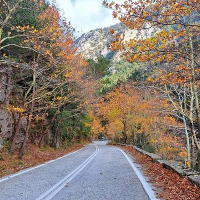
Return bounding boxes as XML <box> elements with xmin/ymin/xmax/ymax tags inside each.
<box><xmin>104</xmin><ymin>0</ymin><xmax>200</xmax><ymax>168</ymax></box>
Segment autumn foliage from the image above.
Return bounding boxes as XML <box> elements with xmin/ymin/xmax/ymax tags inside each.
<box><xmin>0</xmin><ymin>0</ymin><xmax>89</xmax><ymax>158</ymax></box>
<box><xmin>91</xmin><ymin>84</ymin><xmax>186</xmax><ymax>160</ymax></box>
<box><xmin>102</xmin><ymin>0</ymin><xmax>200</xmax><ymax>169</ymax></box>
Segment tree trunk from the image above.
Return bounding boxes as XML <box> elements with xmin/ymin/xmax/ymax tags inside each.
<box><xmin>183</xmin><ymin>117</ymin><xmax>191</xmax><ymax>167</ymax></box>
<box><xmin>183</xmin><ymin>85</ymin><xmax>191</xmax><ymax>167</ymax></box>
<box><xmin>18</xmin><ymin>114</ymin><xmax>31</xmax><ymax>159</ymax></box>
<box><xmin>38</xmin><ymin>132</ymin><xmax>45</xmax><ymax>148</ymax></box>
<box><xmin>18</xmin><ymin>64</ymin><xmax>36</xmax><ymax>158</ymax></box>
<box><xmin>187</xmin><ymin>28</ymin><xmax>200</xmax><ymax>138</ymax></box>
<box><xmin>196</xmin><ymin>152</ymin><xmax>200</xmax><ymax>171</ymax></box>
<box><xmin>10</xmin><ymin>113</ymin><xmax>22</xmax><ymax>155</ymax></box>
<box><xmin>123</xmin><ymin>119</ymin><xmax>127</xmax><ymax>144</ymax></box>
<box><xmin>4</xmin><ymin>66</ymin><xmax>13</xmax><ymax>106</ymax></box>
<box><xmin>38</xmin><ymin>121</ymin><xmax>45</xmax><ymax>148</ymax></box>
<box><xmin>191</xmin><ymin>135</ymin><xmax>195</xmax><ymax>168</ymax></box>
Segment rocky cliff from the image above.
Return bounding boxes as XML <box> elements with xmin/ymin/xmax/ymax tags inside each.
<box><xmin>0</xmin><ymin>67</ymin><xmax>13</xmax><ymax>148</ymax></box>
<box><xmin>76</xmin><ymin>23</ymin><xmax>158</xmax><ymax>61</ymax></box>
<box><xmin>75</xmin><ymin>23</ymin><xmax>125</xmax><ymax>61</ymax></box>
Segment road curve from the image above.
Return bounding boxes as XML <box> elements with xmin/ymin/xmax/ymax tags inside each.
<box><xmin>0</xmin><ymin>142</ymin><xmax>157</xmax><ymax>200</ymax></box>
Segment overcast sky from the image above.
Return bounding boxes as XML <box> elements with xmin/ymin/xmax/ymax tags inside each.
<box><xmin>51</xmin><ymin>0</ymin><xmax>124</xmax><ymax>35</ymax></box>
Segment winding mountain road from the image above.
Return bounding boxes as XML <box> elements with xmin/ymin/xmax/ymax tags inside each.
<box><xmin>0</xmin><ymin>142</ymin><xmax>157</xmax><ymax>200</ymax></box>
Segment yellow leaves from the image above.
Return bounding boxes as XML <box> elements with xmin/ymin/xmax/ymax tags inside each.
<box><xmin>147</xmin><ymin>77</ymin><xmax>152</xmax><ymax>82</ymax></box>
<box><xmin>3</xmin><ymin>53</ymin><xmax>8</xmax><ymax>58</ymax></box>
<box><xmin>166</xmin><ymin>54</ymin><xmax>172</xmax><ymax>62</ymax></box>
<box><xmin>49</xmin><ymin>27</ymin><xmax>54</xmax><ymax>33</ymax></box>
<box><xmin>35</xmin><ymin>115</ymin><xmax>45</xmax><ymax>122</ymax></box>
<box><xmin>23</xmin><ymin>5</ymin><xmax>77</xmax><ymax>67</ymax></box>
<box><xmin>104</xmin><ymin>0</ymin><xmax>196</xmax><ymax>67</ymax></box>
<box><xmin>156</xmin><ymin>133</ymin><xmax>184</xmax><ymax>160</ymax></box>
<box><xmin>177</xmin><ymin>24</ymin><xmax>181</xmax><ymax>30</ymax></box>
<box><xmin>7</xmin><ymin>105</ymin><xmax>25</xmax><ymax>113</ymax></box>
<box><xmin>31</xmin><ymin>28</ymin><xmax>38</xmax><ymax>34</ymax></box>
<box><xmin>108</xmin><ymin>109</ymin><xmax>121</xmax><ymax>121</ymax></box>
<box><xmin>53</xmin><ymin>96</ymin><xmax>68</xmax><ymax>102</ymax></box>
<box><xmin>65</xmin><ymin>72</ymin><xmax>73</xmax><ymax>78</ymax></box>
<box><xmin>86</xmin><ymin>111</ymin><xmax>104</xmax><ymax>135</ymax></box>
<box><xmin>159</xmin><ymin>45</ymin><xmax>164</xmax><ymax>49</ymax></box>
<box><xmin>179</xmin><ymin>149</ymin><xmax>187</xmax><ymax>160</ymax></box>
<box><xmin>143</xmin><ymin>11</ymin><xmax>149</xmax><ymax>18</ymax></box>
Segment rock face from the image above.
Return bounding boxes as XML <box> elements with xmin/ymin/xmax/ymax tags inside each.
<box><xmin>0</xmin><ymin>67</ymin><xmax>13</xmax><ymax>148</ymax></box>
<box><xmin>76</xmin><ymin>23</ymin><xmax>126</xmax><ymax>61</ymax></box>
<box><xmin>76</xmin><ymin>23</ymin><xmax>159</xmax><ymax>61</ymax></box>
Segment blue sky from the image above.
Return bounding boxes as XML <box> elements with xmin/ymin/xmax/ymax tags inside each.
<box><xmin>51</xmin><ymin>0</ymin><xmax>124</xmax><ymax>35</ymax></box>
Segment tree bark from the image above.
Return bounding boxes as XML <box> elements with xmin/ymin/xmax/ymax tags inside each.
<box><xmin>10</xmin><ymin>113</ymin><xmax>22</xmax><ymax>155</ymax></box>
<box><xmin>183</xmin><ymin>85</ymin><xmax>191</xmax><ymax>167</ymax></box>
<box><xmin>183</xmin><ymin>117</ymin><xmax>191</xmax><ymax>167</ymax></box>
<box><xmin>122</xmin><ymin>119</ymin><xmax>127</xmax><ymax>144</ymax></box>
<box><xmin>18</xmin><ymin>114</ymin><xmax>31</xmax><ymax>159</ymax></box>
<box><xmin>18</xmin><ymin>64</ymin><xmax>36</xmax><ymax>158</ymax></box>
<box><xmin>187</xmin><ymin>28</ymin><xmax>200</xmax><ymax>138</ymax></box>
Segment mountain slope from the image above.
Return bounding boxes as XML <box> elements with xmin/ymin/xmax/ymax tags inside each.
<box><xmin>76</xmin><ymin>23</ymin><xmax>125</xmax><ymax>61</ymax></box>
<box><xmin>76</xmin><ymin>23</ymin><xmax>158</xmax><ymax>61</ymax></box>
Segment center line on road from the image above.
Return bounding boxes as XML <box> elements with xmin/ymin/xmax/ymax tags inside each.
<box><xmin>35</xmin><ymin>145</ymin><xmax>99</xmax><ymax>200</ymax></box>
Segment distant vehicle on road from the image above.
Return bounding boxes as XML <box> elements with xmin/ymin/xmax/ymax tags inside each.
<box><xmin>98</xmin><ymin>136</ymin><xmax>107</xmax><ymax>141</ymax></box>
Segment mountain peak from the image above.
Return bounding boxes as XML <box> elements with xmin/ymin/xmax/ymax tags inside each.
<box><xmin>76</xmin><ymin>23</ymin><xmax>158</xmax><ymax>62</ymax></box>
<box><xmin>76</xmin><ymin>23</ymin><xmax>126</xmax><ymax>61</ymax></box>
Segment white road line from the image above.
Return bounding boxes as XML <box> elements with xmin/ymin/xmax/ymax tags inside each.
<box><xmin>116</xmin><ymin>147</ymin><xmax>158</xmax><ymax>200</ymax></box>
<box><xmin>35</xmin><ymin>146</ymin><xmax>99</xmax><ymax>200</ymax></box>
<box><xmin>0</xmin><ymin>148</ymin><xmax>83</xmax><ymax>183</ymax></box>
<box><xmin>45</xmin><ymin>148</ymin><xmax>83</xmax><ymax>164</ymax></box>
<box><xmin>0</xmin><ymin>177</ymin><xmax>9</xmax><ymax>183</ymax></box>
<box><xmin>9</xmin><ymin>164</ymin><xmax>46</xmax><ymax>178</ymax></box>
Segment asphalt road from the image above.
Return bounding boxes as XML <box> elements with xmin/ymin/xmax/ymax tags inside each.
<box><xmin>0</xmin><ymin>141</ymin><xmax>157</xmax><ymax>200</ymax></box>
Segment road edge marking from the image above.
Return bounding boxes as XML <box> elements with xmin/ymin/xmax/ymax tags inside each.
<box><xmin>0</xmin><ymin>148</ymin><xmax>83</xmax><ymax>183</ymax></box>
<box><xmin>35</xmin><ymin>146</ymin><xmax>99</xmax><ymax>200</ymax></box>
<box><xmin>116</xmin><ymin>147</ymin><xmax>158</xmax><ymax>200</ymax></box>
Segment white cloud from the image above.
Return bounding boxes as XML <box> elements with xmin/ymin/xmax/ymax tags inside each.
<box><xmin>51</xmin><ymin>0</ymin><xmax>125</xmax><ymax>35</ymax></box>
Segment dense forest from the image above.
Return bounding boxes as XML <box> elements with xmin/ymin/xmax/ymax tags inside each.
<box><xmin>0</xmin><ymin>0</ymin><xmax>200</xmax><ymax>173</ymax></box>
<box><xmin>0</xmin><ymin>0</ymin><xmax>90</xmax><ymax>161</ymax></box>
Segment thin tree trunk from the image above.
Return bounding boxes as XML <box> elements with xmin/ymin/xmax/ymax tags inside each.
<box><xmin>132</xmin><ymin>125</ymin><xmax>137</xmax><ymax>144</ymax></box>
<box><xmin>191</xmin><ymin>135</ymin><xmax>195</xmax><ymax>168</ymax></box>
<box><xmin>38</xmin><ymin>132</ymin><xmax>45</xmax><ymax>148</ymax></box>
<box><xmin>18</xmin><ymin>64</ymin><xmax>36</xmax><ymax>158</ymax></box>
<box><xmin>4</xmin><ymin>66</ymin><xmax>12</xmax><ymax>106</ymax></box>
<box><xmin>10</xmin><ymin>113</ymin><xmax>22</xmax><ymax>155</ymax></box>
<box><xmin>18</xmin><ymin>114</ymin><xmax>31</xmax><ymax>159</ymax></box>
<box><xmin>183</xmin><ymin>85</ymin><xmax>191</xmax><ymax>167</ymax></box>
<box><xmin>183</xmin><ymin>117</ymin><xmax>191</xmax><ymax>167</ymax></box>
<box><xmin>123</xmin><ymin>119</ymin><xmax>127</xmax><ymax>144</ymax></box>
<box><xmin>38</xmin><ymin>121</ymin><xmax>45</xmax><ymax>148</ymax></box>
<box><xmin>187</xmin><ymin>28</ymin><xmax>200</xmax><ymax>138</ymax></box>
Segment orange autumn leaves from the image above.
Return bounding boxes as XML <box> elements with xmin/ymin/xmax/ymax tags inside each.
<box><xmin>17</xmin><ymin>4</ymin><xmax>87</xmax><ymax>79</ymax></box>
<box><xmin>104</xmin><ymin>0</ymin><xmax>199</xmax><ymax>71</ymax></box>
<box><xmin>89</xmin><ymin>84</ymin><xmax>186</xmax><ymax>159</ymax></box>
<box><xmin>102</xmin><ymin>0</ymin><xmax>199</xmax><ymax>164</ymax></box>
<box><xmin>4</xmin><ymin>2</ymin><xmax>87</xmax><ymax>129</ymax></box>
